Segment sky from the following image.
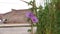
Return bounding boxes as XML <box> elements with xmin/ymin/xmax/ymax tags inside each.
<box><xmin>0</xmin><ymin>0</ymin><xmax>44</xmax><ymax>14</ymax></box>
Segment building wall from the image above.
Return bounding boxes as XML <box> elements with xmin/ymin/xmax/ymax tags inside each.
<box><xmin>0</xmin><ymin>27</ymin><xmax>36</xmax><ymax>34</ymax></box>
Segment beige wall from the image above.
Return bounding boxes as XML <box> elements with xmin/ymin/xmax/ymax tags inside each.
<box><xmin>0</xmin><ymin>27</ymin><xmax>36</xmax><ymax>34</ymax></box>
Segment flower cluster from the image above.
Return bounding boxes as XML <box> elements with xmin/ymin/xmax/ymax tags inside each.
<box><xmin>26</xmin><ymin>12</ymin><xmax>38</xmax><ymax>23</ymax></box>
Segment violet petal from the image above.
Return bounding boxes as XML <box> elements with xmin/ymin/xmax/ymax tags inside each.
<box><xmin>25</xmin><ymin>12</ymin><xmax>34</xmax><ymax>18</ymax></box>
<box><xmin>31</xmin><ymin>16</ymin><xmax>38</xmax><ymax>23</ymax></box>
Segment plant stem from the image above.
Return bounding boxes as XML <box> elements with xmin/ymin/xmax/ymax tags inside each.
<box><xmin>31</xmin><ymin>21</ymin><xmax>34</xmax><ymax>34</ymax></box>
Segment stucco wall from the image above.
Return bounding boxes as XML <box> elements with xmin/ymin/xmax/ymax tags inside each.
<box><xmin>0</xmin><ymin>27</ymin><xmax>36</xmax><ymax>34</ymax></box>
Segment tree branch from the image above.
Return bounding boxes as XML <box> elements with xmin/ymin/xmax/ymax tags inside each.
<box><xmin>20</xmin><ymin>0</ymin><xmax>32</xmax><ymax>6</ymax></box>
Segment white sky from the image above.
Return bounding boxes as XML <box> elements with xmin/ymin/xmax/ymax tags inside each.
<box><xmin>0</xmin><ymin>0</ymin><xmax>44</xmax><ymax>14</ymax></box>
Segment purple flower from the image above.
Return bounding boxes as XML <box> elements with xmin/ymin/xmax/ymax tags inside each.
<box><xmin>31</xmin><ymin>16</ymin><xmax>38</xmax><ymax>23</ymax></box>
<box><xmin>25</xmin><ymin>12</ymin><xmax>38</xmax><ymax>23</ymax></box>
<box><xmin>25</xmin><ymin>12</ymin><xmax>34</xmax><ymax>18</ymax></box>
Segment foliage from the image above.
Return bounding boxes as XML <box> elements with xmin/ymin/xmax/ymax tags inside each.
<box><xmin>21</xmin><ymin>0</ymin><xmax>60</xmax><ymax>34</ymax></box>
<box><xmin>36</xmin><ymin>0</ymin><xmax>60</xmax><ymax>34</ymax></box>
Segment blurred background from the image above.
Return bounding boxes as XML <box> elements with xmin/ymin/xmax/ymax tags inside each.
<box><xmin>0</xmin><ymin>0</ymin><xmax>44</xmax><ymax>14</ymax></box>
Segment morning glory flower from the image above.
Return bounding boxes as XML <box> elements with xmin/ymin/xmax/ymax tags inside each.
<box><xmin>25</xmin><ymin>12</ymin><xmax>34</xmax><ymax>18</ymax></box>
<box><xmin>25</xmin><ymin>12</ymin><xmax>38</xmax><ymax>23</ymax></box>
<box><xmin>31</xmin><ymin>16</ymin><xmax>38</xmax><ymax>23</ymax></box>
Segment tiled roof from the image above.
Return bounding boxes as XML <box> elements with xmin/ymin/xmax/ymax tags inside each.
<box><xmin>0</xmin><ymin>9</ymin><xmax>31</xmax><ymax>24</ymax></box>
